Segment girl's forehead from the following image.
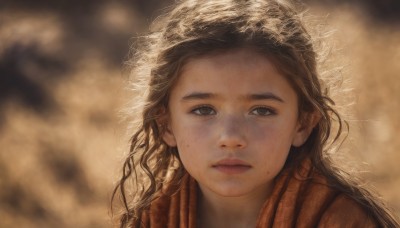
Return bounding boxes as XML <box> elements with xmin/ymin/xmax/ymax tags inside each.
<box><xmin>172</xmin><ymin>48</ymin><xmax>298</xmax><ymax>102</ymax></box>
<box><xmin>181</xmin><ymin>48</ymin><xmax>274</xmax><ymax>73</ymax></box>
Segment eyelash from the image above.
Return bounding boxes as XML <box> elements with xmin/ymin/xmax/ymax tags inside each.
<box><xmin>190</xmin><ymin>105</ymin><xmax>276</xmax><ymax>116</ymax></box>
<box><xmin>190</xmin><ymin>105</ymin><xmax>216</xmax><ymax>116</ymax></box>
<box><xmin>250</xmin><ymin>106</ymin><xmax>276</xmax><ymax>116</ymax></box>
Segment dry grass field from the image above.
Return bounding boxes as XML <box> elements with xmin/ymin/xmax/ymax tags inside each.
<box><xmin>0</xmin><ymin>1</ymin><xmax>399</xmax><ymax>227</ymax></box>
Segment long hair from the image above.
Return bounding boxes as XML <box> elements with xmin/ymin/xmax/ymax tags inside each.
<box><xmin>112</xmin><ymin>0</ymin><xmax>399</xmax><ymax>227</ymax></box>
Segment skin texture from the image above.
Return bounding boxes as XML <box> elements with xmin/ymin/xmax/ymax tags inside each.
<box><xmin>162</xmin><ymin>48</ymin><xmax>313</xmax><ymax>227</ymax></box>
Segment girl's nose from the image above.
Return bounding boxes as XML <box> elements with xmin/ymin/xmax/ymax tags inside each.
<box><xmin>217</xmin><ymin>117</ymin><xmax>247</xmax><ymax>149</ymax></box>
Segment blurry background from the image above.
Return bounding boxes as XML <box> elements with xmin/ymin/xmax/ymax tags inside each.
<box><xmin>0</xmin><ymin>0</ymin><xmax>399</xmax><ymax>227</ymax></box>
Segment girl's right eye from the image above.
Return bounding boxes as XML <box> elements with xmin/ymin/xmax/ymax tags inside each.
<box><xmin>190</xmin><ymin>106</ymin><xmax>216</xmax><ymax>116</ymax></box>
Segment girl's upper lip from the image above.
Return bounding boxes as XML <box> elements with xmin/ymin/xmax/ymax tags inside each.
<box><xmin>213</xmin><ymin>158</ymin><xmax>251</xmax><ymax>167</ymax></box>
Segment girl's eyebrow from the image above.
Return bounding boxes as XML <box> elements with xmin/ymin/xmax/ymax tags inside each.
<box><xmin>181</xmin><ymin>92</ymin><xmax>215</xmax><ymax>101</ymax></box>
<box><xmin>181</xmin><ymin>92</ymin><xmax>284</xmax><ymax>103</ymax></box>
<box><xmin>246</xmin><ymin>93</ymin><xmax>285</xmax><ymax>103</ymax></box>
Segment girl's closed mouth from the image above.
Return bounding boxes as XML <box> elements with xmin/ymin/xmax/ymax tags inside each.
<box><xmin>212</xmin><ymin>159</ymin><xmax>252</xmax><ymax>174</ymax></box>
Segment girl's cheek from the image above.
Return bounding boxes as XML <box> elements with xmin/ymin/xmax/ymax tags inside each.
<box><xmin>191</xmin><ymin>122</ymin><xmax>214</xmax><ymax>138</ymax></box>
<box><xmin>175</xmin><ymin>121</ymin><xmax>212</xmax><ymax>143</ymax></box>
<box><xmin>245</xmin><ymin>120</ymin><xmax>279</xmax><ymax>140</ymax></box>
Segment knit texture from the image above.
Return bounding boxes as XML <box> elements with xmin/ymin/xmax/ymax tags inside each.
<box><xmin>139</xmin><ymin>159</ymin><xmax>378</xmax><ymax>227</ymax></box>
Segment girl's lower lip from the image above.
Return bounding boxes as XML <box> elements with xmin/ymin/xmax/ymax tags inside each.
<box><xmin>213</xmin><ymin>165</ymin><xmax>251</xmax><ymax>174</ymax></box>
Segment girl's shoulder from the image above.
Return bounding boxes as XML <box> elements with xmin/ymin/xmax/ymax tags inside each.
<box><xmin>304</xmin><ymin>164</ymin><xmax>379</xmax><ymax>227</ymax></box>
<box><xmin>317</xmin><ymin>193</ymin><xmax>378</xmax><ymax>227</ymax></box>
<box><xmin>268</xmin><ymin>159</ymin><xmax>380</xmax><ymax>227</ymax></box>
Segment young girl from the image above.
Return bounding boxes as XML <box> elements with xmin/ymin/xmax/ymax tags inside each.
<box><xmin>112</xmin><ymin>0</ymin><xmax>399</xmax><ymax>227</ymax></box>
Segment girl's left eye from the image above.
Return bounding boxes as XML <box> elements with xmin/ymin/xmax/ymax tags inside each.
<box><xmin>250</xmin><ymin>107</ymin><xmax>275</xmax><ymax>116</ymax></box>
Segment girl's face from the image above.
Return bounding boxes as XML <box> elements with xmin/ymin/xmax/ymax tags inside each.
<box><xmin>162</xmin><ymin>48</ymin><xmax>312</xmax><ymax>198</ymax></box>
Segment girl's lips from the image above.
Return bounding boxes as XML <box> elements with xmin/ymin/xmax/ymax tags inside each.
<box><xmin>212</xmin><ymin>159</ymin><xmax>252</xmax><ymax>174</ymax></box>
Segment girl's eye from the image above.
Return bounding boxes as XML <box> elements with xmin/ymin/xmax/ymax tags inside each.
<box><xmin>191</xmin><ymin>106</ymin><xmax>216</xmax><ymax>116</ymax></box>
<box><xmin>250</xmin><ymin>107</ymin><xmax>275</xmax><ymax>116</ymax></box>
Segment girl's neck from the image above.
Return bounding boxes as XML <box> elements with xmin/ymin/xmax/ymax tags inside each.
<box><xmin>197</xmin><ymin>184</ymin><xmax>273</xmax><ymax>228</ymax></box>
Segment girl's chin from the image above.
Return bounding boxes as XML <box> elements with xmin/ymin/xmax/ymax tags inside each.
<box><xmin>199</xmin><ymin>183</ymin><xmax>271</xmax><ymax>199</ymax></box>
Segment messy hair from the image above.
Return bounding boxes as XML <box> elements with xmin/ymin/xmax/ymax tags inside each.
<box><xmin>112</xmin><ymin>0</ymin><xmax>399</xmax><ymax>227</ymax></box>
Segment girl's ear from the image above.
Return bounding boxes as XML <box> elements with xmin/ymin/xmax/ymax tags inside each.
<box><xmin>158</xmin><ymin>113</ymin><xmax>177</xmax><ymax>147</ymax></box>
<box><xmin>292</xmin><ymin>111</ymin><xmax>321</xmax><ymax>147</ymax></box>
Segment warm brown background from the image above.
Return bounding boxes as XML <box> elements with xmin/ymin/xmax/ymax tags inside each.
<box><xmin>0</xmin><ymin>1</ymin><xmax>399</xmax><ymax>227</ymax></box>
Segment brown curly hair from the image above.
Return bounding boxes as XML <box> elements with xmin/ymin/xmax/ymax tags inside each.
<box><xmin>112</xmin><ymin>0</ymin><xmax>399</xmax><ymax>227</ymax></box>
